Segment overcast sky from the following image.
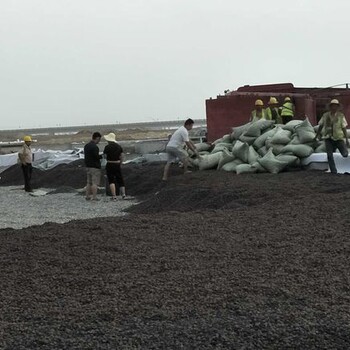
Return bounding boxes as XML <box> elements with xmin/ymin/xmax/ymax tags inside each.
<box><xmin>1</xmin><ymin>0</ymin><xmax>349</xmax><ymax>129</ymax></box>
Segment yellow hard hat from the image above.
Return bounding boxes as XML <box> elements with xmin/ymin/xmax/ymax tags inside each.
<box><xmin>255</xmin><ymin>99</ymin><xmax>264</xmax><ymax>106</ymax></box>
<box><xmin>268</xmin><ymin>97</ymin><xmax>278</xmax><ymax>105</ymax></box>
<box><xmin>284</xmin><ymin>96</ymin><xmax>291</xmax><ymax>102</ymax></box>
<box><xmin>23</xmin><ymin>136</ymin><xmax>32</xmax><ymax>142</ymax></box>
<box><xmin>330</xmin><ymin>99</ymin><xmax>340</xmax><ymax>105</ymax></box>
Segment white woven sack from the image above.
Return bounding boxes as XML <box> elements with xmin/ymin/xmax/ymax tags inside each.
<box><xmin>315</xmin><ymin>141</ymin><xmax>326</xmax><ymax>153</ymax></box>
<box><xmin>251</xmin><ymin>161</ymin><xmax>267</xmax><ymax>173</ymax></box>
<box><xmin>194</xmin><ymin>143</ymin><xmax>212</xmax><ymax>152</ymax></box>
<box><xmin>281</xmin><ymin>144</ymin><xmax>314</xmax><ymax>158</ymax></box>
<box><xmin>282</xmin><ymin>120</ymin><xmax>303</xmax><ymax>132</ymax></box>
<box><xmin>198</xmin><ymin>152</ymin><xmax>223</xmax><ymax>170</ymax></box>
<box><xmin>239</xmin><ymin>133</ymin><xmax>256</xmax><ymax>145</ymax></box>
<box><xmin>270</xmin><ymin>127</ymin><xmax>292</xmax><ymax>145</ymax></box>
<box><xmin>211</xmin><ymin>146</ymin><xmax>229</xmax><ymax>154</ymax></box>
<box><xmin>236</xmin><ymin>164</ymin><xmax>258</xmax><ymax>175</ymax></box>
<box><xmin>232</xmin><ymin>140</ymin><xmax>249</xmax><ymax>163</ymax></box>
<box><xmin>217</xmin><ymin>149</ymin><xmax>235</xmax><ymax>170</ymax></box>
<box><xmin>258</xmin><ymin>148</ymin><xmax>289</xmax><ymax>174</ymax></box>
<box><xmin>295</xmin><ymin>118</ymin><xmax>316</xmax><ymax>143</ymax></box>
<box><xmin>244</xmin><ymin>120</ymin><xmax>275</xmax><ymax>137</ymax></box>
<box><xmin>213</xmin><ymin>142</ymin><xmax>233</xmax><ymax>151</ymax></box>
<box><xmin>257</xmin><ymin>146</ymin><xmax>268</xmax><ymax>157</ymax></box>
<box><xmin>248</xmin><ymin>146</ymin><xmax>260</xmax><ymax>164</ymax></box>
<box><xmin>253</xmin><ymin>127</ymin><xmax>277</xmax><ymax>149</ymax></box>
<box><xmin>221</xmin><ymin>159</ymin><xmax>243</xmax><ymax>172</ymax></box>
<box><xmin>275</xmin><ymin>154</ymin><xmax>298</xmax><ymax>166</ymax></box>
<box><xmin>231</xmin><ymin>123</ymin><xmax>252</xmax><ymax>140</ymax></box>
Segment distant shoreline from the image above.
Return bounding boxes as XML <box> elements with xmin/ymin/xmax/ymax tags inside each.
<box><xmin>0</xmin><ymin>119</ymin><xmax>207</xmax><ymax>133</ymax></box>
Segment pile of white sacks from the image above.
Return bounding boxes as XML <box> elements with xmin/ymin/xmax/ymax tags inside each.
<box><xmin>189</xmin><ymin>118</ymin><xmax>326</xmax><ymax>174</ymax></box>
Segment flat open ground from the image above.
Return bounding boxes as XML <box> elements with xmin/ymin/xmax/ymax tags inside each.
<box><xmin>1</xmin><ymin>163</ymin><xmax>350</xmax><ymax>349</ymax></box>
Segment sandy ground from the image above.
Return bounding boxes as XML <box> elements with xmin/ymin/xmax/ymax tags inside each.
<box><xmin>1</xmin><ymin>164</ymin><xmax>350</xmax><ymax>348</ymax></box>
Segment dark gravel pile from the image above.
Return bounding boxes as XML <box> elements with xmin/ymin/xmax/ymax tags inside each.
<box><xmin>0</xmin><ymin>161</ymin><xmax>182</xmax><ymax>197</ymax></box>
<box><xmin>1</xmin><ymin>168</ymin><xmax>350</xmax><ymax>349</ymax></box>
<box><xmin>129</xmin><ymin>168</ymin><xmax>350</xmax><ymax>213</ymax></box>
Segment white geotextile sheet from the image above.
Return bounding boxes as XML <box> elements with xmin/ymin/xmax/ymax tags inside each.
<box><xmin>0</xmin><ymin>149</ymin><xmax>83</xmax><ymax>173</ymax></box>
<box><xmin>302</xmin><ymin>152</ymin><xmax>350</xmax><ymax>173</ymax></box>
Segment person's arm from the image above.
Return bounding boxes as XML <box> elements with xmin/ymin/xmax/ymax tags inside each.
<box><xmin>18</xmin><ymin>148</ymin><xmax>26</xmax><ymax>165</ymax></box>
<box><xmin>315</xmin><ymin>124</ymin><xmax>323</xmax><ymax>140</ymax></box>
<box><xmin>342</xmin><ymin>116</ymin><xmax>349</xmax><ymax>147</ymax></box>
<box><xmin>342</xmin><ymin>127</ymin><xmax>349</xmax><ymax>147</ymax></box>
<box><xmin>120</xmin><ymin>152</ymin><xmax>124</xmax><ymax>164</ymax></box>
<box><xmin>185</xmin><ymin>141</ymin><xmax>198</xmax><ymax>154</ymax></box>
<box><xmin>315</xmin><ymin>115</ymin><xmax>324</xmax><ymax>140</ymax></box>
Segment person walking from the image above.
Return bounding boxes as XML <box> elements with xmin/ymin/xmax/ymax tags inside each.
<box><xmin>18</xmin><ymin>135</ymin><xmax>34</xmax><ymax>192</ymax></box>
<box><xmin>84</xmin><ymin>132</ymin><xmax>102</xmax><ymax>201</ymax></box>
<box><xmin>250</xmin><ymin>99</ymin><xmax>266</xmax><ymax>122</ymax></box>
<box><xmin>265</xmin><ymin>97</ymin><xmax>282</xmax><ymax>124</ymax></box>
<box><xmin>162</xmin><ymin>118</ymin><xmax>199</xmax><ymax>181</ymax></box>
<box><xmin>103</xmin><ymin>132</ymin><xmax>126</xmax><ymax>200</ymax></box>
<box><xmin>281</xmin><ymin>96</ymin><xmax>295</xmax><ymax>124</ymax></box>
<box><xmin>316</xmin><ymin>99</ymin><xmax>349</xmax><ymax>174</ymax></box>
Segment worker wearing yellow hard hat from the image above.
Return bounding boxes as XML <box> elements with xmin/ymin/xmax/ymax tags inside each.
<box><xmin>18</xmin><ymin>135</ymin><xmax>34</xmax><ymax>192</ymax></box>
<box><xmin>250</xmin><ymin>99</ymin><xmax>267</xmax><ymax>122</ymax></box>
<box><xmin>265</xmin><ymin>97</ymin><xmax>282</xmax><ymax>124</ymax></box>
<box><xmin>281</xmin><ymin>96</ymin><xmax>295</xmax><ymax>124</ymax></box>
<box><xmin>316</xmin><ymin>98</ymin><xmax>349</xmax><ymax>174</ymax></box>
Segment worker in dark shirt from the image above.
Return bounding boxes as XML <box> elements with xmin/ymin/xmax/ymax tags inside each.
<box><xmin>84</xmin><ymin>132</ymin><xmax>102</xmax><ymax>201</ymax></box>
<box><xmin>103</xmin><ymin>132</ymin><xmax>126</xmax><ymax>200</ymax></box>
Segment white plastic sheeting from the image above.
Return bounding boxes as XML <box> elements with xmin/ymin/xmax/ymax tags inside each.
<box><xmin>301</xmin><ymin>152</ymin><xmax>350</xmax><ymax>173</ymax></box>
<box><xmin>0</xmin><ymin>149</ymin><xmax>84</xmax><ymax>173</ymax></box>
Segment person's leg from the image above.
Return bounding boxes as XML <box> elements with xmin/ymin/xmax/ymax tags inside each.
<box><xmin>91</xmin><ymin>184</ymin><xmax>98</xmax><ymax>199</ymax></box>
<box><xmin>115</xmin><ymin>166</ymin><xmax>126</xmax><ymax>197</ymax></box>
<box><xmin>336</xmin><ymin>140</ymin><xmax>349</xmax><ymax>158</ymax></box>
<box><xmin>22</xmin><ymin>164</ymin><xmax>30</xmax><ymax>191</ymax></box>
<box><xmin>183</xmin><ymin>157</ymin><xmax>191</xmax><ymax>173</ymax></box>
<box><xmin>91</xmin><ymin>169</ymin><xmax>101</xmax><ymax>200</ymax></box>
<box><xmin>325</xmin><ymin>139</ymin><xmax>337</xmax><ymax>173</ymax></box>
<box><xmin>86</xmin><ymin>169</ymin><xmax>92</xmax><ymax>199</ymax></box>
<box><xmin>106</xmin><ymin>165</ymin><xmax>117</xmax><ymax>198</ymax></box>
<box><xmin>27</xmin><ymin>164</ymin><xmax>33</xmax><ymax>191</ymax></box>
<box><xmin>162</xmin><ymin>162</ymin><xmax>171</xmax><ymax>181</ymax></box>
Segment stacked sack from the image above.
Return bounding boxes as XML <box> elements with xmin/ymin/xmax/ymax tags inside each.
<box><xmin>189</xmin><ymin>118</ymin><xmax>325</xmax><ymax>174</ymax></box>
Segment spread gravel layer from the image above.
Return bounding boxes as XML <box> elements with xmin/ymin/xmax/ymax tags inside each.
<box><xmin>0</xmin><ymin>186</ymin><xmax>135</xmax><ymax>229</ymax></box>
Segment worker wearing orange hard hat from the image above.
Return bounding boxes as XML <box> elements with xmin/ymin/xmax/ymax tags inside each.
<box><xmin>316</xmin><ymin>99</ymin><xmax>349</xmax><ymax>174</ymax></box>
<box><xmin>250</xmin><ymin>99</ymin><xmax>267</xmax><ymax>122</ymax></box>
<box><xmin>265</xmin><ymin>97</ymin><xmax>282</xmax><ymax>124</ymax></box>
<box><xmin>281</xmin><ymin>96</ymin><xmax>295</xmax><ymax>124</ymax></box>
<box><xmin>18</xmin><ymin>135</ymin><xmax>34</xmax><ymax>192</ymax></box>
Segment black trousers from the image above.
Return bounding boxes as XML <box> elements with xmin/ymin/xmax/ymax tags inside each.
<box><xmin>106</xmin><ymin>163</ymin><xmax>125</xmax><ymax>187</ymax></box>
<box><xmin>21</xmin><ymin>163</ymin><xmax>33</xmax><ymax>191</ymax></box>
<box><xmin>282</xmin><ymin>115</ymin><xmax>293</xmax><ymax>124</ymax></box>
<box><xmin>325</xmin><ymin>139</ymin><xmax>348</xmax><ymax>174</ymax></box>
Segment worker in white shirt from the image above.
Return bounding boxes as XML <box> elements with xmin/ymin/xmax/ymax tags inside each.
<box><xmin>162</xmin><ymin>118</ymin><xmax>199</xmax><ymax>181</ymax></box>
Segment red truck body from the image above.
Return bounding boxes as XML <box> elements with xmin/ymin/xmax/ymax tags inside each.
<box><xmin>206</xmin><ymin>83</ymin><xmax>350</xmax><ymax>141</ymax></box>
